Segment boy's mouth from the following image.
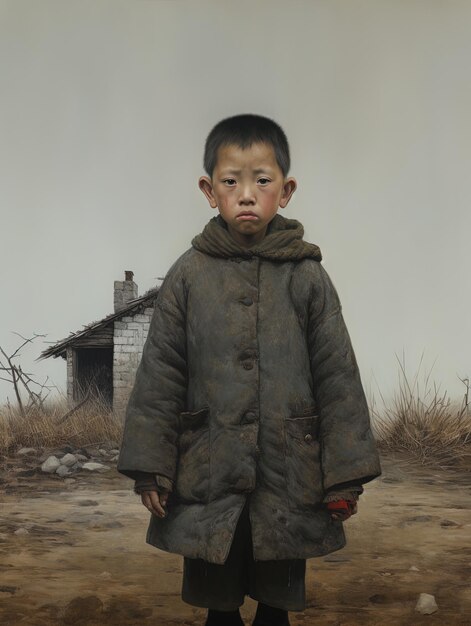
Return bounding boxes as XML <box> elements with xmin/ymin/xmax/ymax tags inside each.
<box><xmin>236</xmin><ymin>211</ymin><xmax>258</xmax><ymax>220</ymax></box>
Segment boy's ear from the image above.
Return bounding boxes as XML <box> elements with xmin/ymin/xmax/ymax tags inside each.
<box><xmin>279</xmin><ymin>177</ymin><xmax>297</xmax><ymax>209</ymax></box>
<box><xmin>199</xmin><ymin>176</ymin><xmax>218</xmax><ymax>209</ymax></box>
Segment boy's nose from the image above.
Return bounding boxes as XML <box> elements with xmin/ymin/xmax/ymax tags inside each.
<box><xmin>238</xmin><ymin>184</ymin><xmax>256</xmax><ymax>202</ymax></box>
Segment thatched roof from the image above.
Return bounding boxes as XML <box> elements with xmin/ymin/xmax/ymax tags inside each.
<box><xmin>37</xmin><ymin>286</ymin><xmax>160</xmax><ymax>361</ymax></box>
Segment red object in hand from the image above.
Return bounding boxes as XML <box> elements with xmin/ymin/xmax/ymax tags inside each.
<box><xmin>326</xmin><ymin>499</ymin><xmax>356</xmax><ymax>518</ymax></box>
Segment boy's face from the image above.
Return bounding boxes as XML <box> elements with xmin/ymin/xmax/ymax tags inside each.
<box><xmin>199</xmin><ymin>142</ymin><xmax>297</xmax><ymax>248</ymax></box>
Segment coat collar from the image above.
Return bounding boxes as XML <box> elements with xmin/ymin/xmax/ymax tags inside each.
<box><xmin>191</xmin><ymin>213</ymin><xmax>322</xmax><ymax>262</ymax></box>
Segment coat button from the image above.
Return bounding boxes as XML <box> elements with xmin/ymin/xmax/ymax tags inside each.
<box><xmin>240</xmin><ymin>297</ymin><xmax>253</xmax><ymax>306</ymax></box>
<box><xmin>255</xmin><ymin>445</ymin><xmax>261</xmax><ymax>457</ymax></box>
<box><xmin>243</xmin><ymin>411</ymin><xmax>257</xmax><ymax>423</ymax></box>
<box><xmin>242</xmin><ymin>361</ymin><xmax>254</xmax><ymax>370</ymax></box>
<box><xmin>304</xmin><ymin>433</ymin><xmax>313</xmax><ymax>442</ymax></box>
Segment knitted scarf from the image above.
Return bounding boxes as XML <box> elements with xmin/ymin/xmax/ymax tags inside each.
<box><xmin>191</xmin><ymin>213</ymin><xmax>322</xmax><ymax>262</ymax></box>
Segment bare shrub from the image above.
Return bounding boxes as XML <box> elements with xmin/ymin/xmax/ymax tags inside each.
<box><xmin>0</xmin><ymin>332</ymin><xmax>56</xmax><ymax>417</ymax></box>
<box><xmin>370</xmin><ymin>351</ymin><xmax>471</xmax><ymax>469</ymax></box>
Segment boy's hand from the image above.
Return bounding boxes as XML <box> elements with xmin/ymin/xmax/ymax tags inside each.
<box><xmin>326</xmin><ymin>499</ymin><xmax>357</xmax><ymax>521</ymax></box>
<box><xmin>141</xmin><ymin>490</ymin><xmax>169</xmax><ymax>518</ymax></box>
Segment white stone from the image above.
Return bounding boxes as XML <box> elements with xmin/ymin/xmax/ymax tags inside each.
<box><xmin>82</xmin><ymin>462</ymin><xmax>110</xmax><ymax>472</ymax></box>
<box><xmin>41</xmin><ymin>456</ymin><xmax>61</xmax><ymax>473</ymax></box>
<box><xmin>60</xmin><ymin>453</ymin><xmax>78</xmax><ymax>466</ymax></box>
<box><xmin>14</xmin><ymin>527</ymin><xmax>29</xmax><ymax>535</ymax></box>
<box><xmin>415</xmin><ymin>593</ymin><xmax>438</xmax><ymax>614</ymax></box>
<box><xmin>17</xmin><ymin>447</ymin><xmax>37</xmax><ymax>456</ymax></box>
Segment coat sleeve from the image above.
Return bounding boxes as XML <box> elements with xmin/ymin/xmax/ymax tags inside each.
<box><xmin>133</xmin><ymin>472</ymin><xmax>174</xmax><ymax>495</ymax></box>
<box><xmin>307</xmin><ymin>263</ymin><xmax>382</xmax><ymax>492</ymax></box>
<box><xmin>116</xmin><ymin>256</ymin><xmax>188</xmax><ymax>484</ymax></box>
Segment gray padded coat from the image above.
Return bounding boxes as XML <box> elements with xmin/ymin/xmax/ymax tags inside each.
<box><xmin>117</xmin><ymin>213</ymin><xmax>382</xmax><ymax>564</ymax></box>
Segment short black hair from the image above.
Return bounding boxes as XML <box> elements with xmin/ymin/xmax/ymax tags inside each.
<box><xmin>203</xmin><ymin>113</ymin><xmax>291</xmax><ymax>180</ymax></box>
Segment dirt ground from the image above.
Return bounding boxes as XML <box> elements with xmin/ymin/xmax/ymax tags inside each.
<box><xmin>0</xmin><ymin>450</ymin><xmax>470</xmax><ymax>626</ymax></box>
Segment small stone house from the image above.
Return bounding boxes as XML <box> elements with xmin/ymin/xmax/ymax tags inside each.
<box><xmin>38</xmin><ymin>271</ymin><xmax>160</xmax><ymax>419</ymax></box>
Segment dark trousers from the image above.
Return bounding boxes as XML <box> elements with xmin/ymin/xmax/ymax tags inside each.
<box><xmin>181</xmin><ymin>497</ymin><xmax>306</xmax><ymax>611</ymax></box>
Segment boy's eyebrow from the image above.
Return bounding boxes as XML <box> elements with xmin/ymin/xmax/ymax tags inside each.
<box><xmin>221</xmin><ymin>167</ymin><xmax>273</xmax><ymax>175</ymax></box>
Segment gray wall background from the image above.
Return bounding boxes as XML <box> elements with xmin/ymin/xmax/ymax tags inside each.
<box><xmin>1</xmin><ymin>0</ymin><xmax>469</xmax><ymax>410</ymax></box>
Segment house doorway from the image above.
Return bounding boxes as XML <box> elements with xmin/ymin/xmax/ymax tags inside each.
<box><xmin>75</xmin><ymin>347</ymin><xmax>113</xmax><ymax>409</ymax></box>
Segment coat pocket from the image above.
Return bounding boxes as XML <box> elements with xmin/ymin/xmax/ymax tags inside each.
<box><xmin>283</xmin><ymin>411</ymin><xmax>324</xmax><ymax>510</ymax></box>
<box><xmin>175</xmin><ymin>406</ymin><xmax>210</xmax><ymax>503</ymax></box>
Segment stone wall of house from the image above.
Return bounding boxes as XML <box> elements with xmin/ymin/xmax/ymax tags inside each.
<box><xmin>113</xmin><ymin>306</ymin><xmax>154</xmax><ymax>419</ymax></box>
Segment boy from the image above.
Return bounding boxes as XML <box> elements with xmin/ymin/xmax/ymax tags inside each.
<box><xmin>117</xmin><ymin>113</ymin><xmax>382</xmax><ymax>626</ymax></box>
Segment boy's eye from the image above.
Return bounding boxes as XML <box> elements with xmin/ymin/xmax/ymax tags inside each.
<box><xmin>224</xmin><ymin>179</ymin><xmax>236</xmax><ymax>185</ymax></box>
<box><xmin>258</xmin><ymin>178</ymin><xmax>270</xmax><ymax>185</ymax></box>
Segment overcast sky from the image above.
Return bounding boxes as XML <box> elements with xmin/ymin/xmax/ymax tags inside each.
<box><xmin>1</xmin><ymin>0</ymin><xmax>470</xmax><ymax>413</ymax></box>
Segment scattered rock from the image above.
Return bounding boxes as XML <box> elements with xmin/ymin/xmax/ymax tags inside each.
<box><xmin>0</xmin><ymin>585</ymin><xmax>17</xmax><ymax>594</ymax></box>
<box><xmin>98</xmin><ymin>448</ymin><xmax>109</xmax><ymax>457</ymax></box>
<box><xmin>440</xmin><ymin>519</ymin><xmax>459</xmax><ymax>527</ymax></box>
<box><xmin>415</xmin><ymin>592</ymin><xmax>438</xmax><ymax>614</ymax></box>
<box><xmin>14</xmin><ymin>527</ymin><xmax>29</xmax><ymax>536</ymax></box>
<box><xmin>41</xmin><ymin>456</ymin><xmax>61</xmax><ymax>473</ymax></box>
<box><xmin>78</xmin><ymin>499</ymin><xmax>99</xmax><ymax>507</ymax></box>
<box><xmin>98</xmin><ymin>571</ymin><xmax>112</xmax><ymax>579</ymax></box>
<box><xmin>60</xmin><ymin>453</ymin><xmax>78</xmax><ymax>466</ymax></box>
<box><xmin>409</xmin><ymin>565</ymin><xmax>420</xmax><ymax>571</ymax></box>
<box><xmin>17</xmin><ymin>447</ymin><xmax>37</xmax><ymax>456</ymax></box>
<box><xmin>56</xmin><ymin>465</ymin><xmax>71</xmax><ymax>477</ymax></box>
<box><xmin>110</xmin><ymin>448</ymin><xmax>119</xmax><ymax>455</ymax></box>
<box><xmin>75</xmin><ymin>454</ymin><xmax>88</xmax><ymax>462</ymax></box>
<box><xmin>82</xmin><ymin>462</ymin><xmax>110</xmax><ymax>472</ymax></box>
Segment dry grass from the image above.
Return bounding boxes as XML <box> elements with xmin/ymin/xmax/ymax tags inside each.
<box><xmin>0</xmin><ymin>387</ymin><xmax>123</xmax><ymax>457</ymax></box>
<box><xmin>1</xmin><ymin>353</ymin><xmax>470</xmax><ymax>472</ymax></box>
<box><xmin>370</xmin><ymin>351</ymin><xmax>471</xmax><ymax>470</ymax></box>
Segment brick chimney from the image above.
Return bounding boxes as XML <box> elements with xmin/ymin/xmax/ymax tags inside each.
<box><xmin>114</xmin><ymin>270</ymin><xmax>138</xmax><ymax>313</ymax></box>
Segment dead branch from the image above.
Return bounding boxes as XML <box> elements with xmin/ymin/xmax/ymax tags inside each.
<box><xmin>0</xmin><ymin>332</ymin><xmax>54</xmax><ymax>416</ymax></box>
